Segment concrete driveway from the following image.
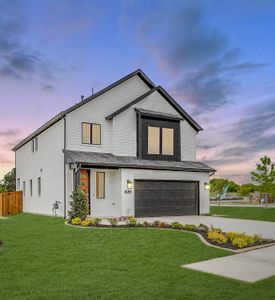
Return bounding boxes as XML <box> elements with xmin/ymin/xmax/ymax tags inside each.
<box><xmin>137</xmin><ymin>216</ymin><xmax>275</xmax><ymax>239</ymax></box>
<box><xmin>183</xmin><ymin>245</ymin><xmax>275</xmax><ymax>282</ymax></box>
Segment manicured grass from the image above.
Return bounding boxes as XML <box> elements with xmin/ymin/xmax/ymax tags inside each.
<box><xmin>1</xmin><ymin>214</ymin><xmax>275</xmax><ymax>299</ymax></box>
<box><xmin>211</xmin><ymin>206</ymin><xmax>275</xmax><ymax>222</ymax></box>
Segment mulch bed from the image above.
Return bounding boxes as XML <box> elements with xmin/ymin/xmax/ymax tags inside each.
<box><xmin>66</xmin><ymin>221</ymin><xmax>275</xmax><ymax>251</ymax></box>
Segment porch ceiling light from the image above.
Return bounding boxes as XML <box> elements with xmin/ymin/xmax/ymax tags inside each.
<box><xmin>204</xmin><ymin>182</ymin><xmax>210</xmax><ymax>190</ymax></box>
<box><xmin>127</xmin><ymin>180</ymin><xmax>133</xmax><ymax>189</ymax></box>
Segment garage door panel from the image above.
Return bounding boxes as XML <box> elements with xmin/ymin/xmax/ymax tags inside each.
<box><xmin>135</xmin><ymin>180</ymin><xmax>199</xmax><ymax>217</ymax></box>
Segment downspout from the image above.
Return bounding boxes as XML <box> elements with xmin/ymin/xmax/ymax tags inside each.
<box><xmin>63</xmin><ymin>115</ymin><xmax>67</xmax><ymax>219</ymax></box>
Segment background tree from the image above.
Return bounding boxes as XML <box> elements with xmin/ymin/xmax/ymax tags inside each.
<box><xmin>251</xmin><ymin>155</ymin><xmax>275</xmax><ymax>184</ymax></box>
<box><xmin>0</xmin><ymin>168</ymin><xmax>16</xmax><ymax>192</ymax></box>
<box><xmin>238</xmin><ymin>183</ymin><xmax>258</xmax><ymax>196</ymax></box>
<box><xmin>210</xmin><ymin>179</ymin><xmax>239</xmax><ymax>194</ymax></box>
<box><xmin>251</xmin><ymin>155</ymin><xmax>275</xmax><ymax>196</ymax></box>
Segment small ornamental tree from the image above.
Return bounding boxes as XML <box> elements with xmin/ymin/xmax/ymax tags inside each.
<box><xmin>68</xmin><ymin>188</ymin><xmax>88</xmax><ymax>220</ymax></box>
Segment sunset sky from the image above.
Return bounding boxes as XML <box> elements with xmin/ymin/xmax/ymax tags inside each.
<box><xmin>1</xmin><ymin>0</ymin><xmax>275</xmax><ymax>183</ymax></box>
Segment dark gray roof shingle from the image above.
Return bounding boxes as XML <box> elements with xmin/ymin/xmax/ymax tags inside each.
<box><xmin>64</xmin><ymin>150</ymin><xmax>215</xmax><ymax>173</ymax></box>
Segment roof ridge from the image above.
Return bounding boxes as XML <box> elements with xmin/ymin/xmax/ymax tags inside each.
<box><xmin>12</xmin><ymin>69</ymin><xmax>155</xmax><ymax>151</ymax></box>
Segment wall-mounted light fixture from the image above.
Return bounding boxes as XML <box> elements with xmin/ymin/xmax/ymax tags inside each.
<box><xmin>127</xmin><ymin>180</ymin><xmax>133</xmax><ymax>189</ymax></box>
<box><xmin>204</xmin><ymin>182</ymin><xmax>210</xmax><ymax>190</ymax></box>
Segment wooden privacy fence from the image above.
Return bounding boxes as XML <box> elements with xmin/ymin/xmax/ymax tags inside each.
<box><xmin>0</xmin><ymin>191</ymin><xmax>23</xmax><ymax>216</ymax></box>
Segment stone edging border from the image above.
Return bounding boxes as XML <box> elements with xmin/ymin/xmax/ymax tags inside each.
<box><xmin>65</xmin><ymin>221</ymin><xmax>275</xmax><ymax>253</ymax></box>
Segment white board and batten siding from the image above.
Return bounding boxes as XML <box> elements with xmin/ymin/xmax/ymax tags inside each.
<box><xmin>66</xmin><ymin>75</ymin><xmax>151</xmax><ymax>154</ymax></box>
<box><xmin>16</xmin><ymin>120</ymin><xmax>65</xmax><ymax>216</ymax></box>
<box><xmin>112</xmin><ymin>89</ymin><xmax>197</xmax><ymax>160</ymax></box>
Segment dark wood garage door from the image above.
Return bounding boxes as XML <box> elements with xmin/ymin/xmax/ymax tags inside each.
<box><xmin>134</xmin><ymin>180</ymin><xmax>199</xmax><ymax>217</ymax></box>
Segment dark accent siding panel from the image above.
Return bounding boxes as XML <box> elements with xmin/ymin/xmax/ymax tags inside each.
<box><xmin>138</xmin><ymin>115</ymin><xmax>181</xmax><ymax>161</ymax></box>
<box><xmin>134</xmin><ymin>180</ymin><xmax>199</xmax><ymax>217</ymax></box>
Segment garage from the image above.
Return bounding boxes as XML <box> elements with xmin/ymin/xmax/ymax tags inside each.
<box><xmin>134</xmin><ymin>180</ymin><xmax>199</xmax><ymax>217</ymax></box>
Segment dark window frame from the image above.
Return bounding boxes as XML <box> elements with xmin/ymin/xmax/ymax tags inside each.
<box><xmin>137</xmin><ymin>115</ymin><xmax>181</xmax><ymax>161</ymax></box>
<box><xmin>81</xmin><ymin>122</ymin><xmax>101</xmax><ymax>145</ymax></box>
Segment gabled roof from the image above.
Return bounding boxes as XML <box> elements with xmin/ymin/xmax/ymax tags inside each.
<box><xmin>12</xmin><ymin>69</ymin><xmax>155</xmax><ymax>151</ymax></box>
<box><xmin>64</xmin><ymin>150</ymin><xmax>216</xmax><ymax>173</ymax></box>
<box><xmin>105</xmin><ymin>86</ymin><xmax>203</xmax><ymax>131</ymax></box>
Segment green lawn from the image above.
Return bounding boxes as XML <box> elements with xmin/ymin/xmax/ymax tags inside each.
<box><xmin>211</xmin><ymin>206</ymin><xmax>275</xmax><ymax>222</ymax></box>
<box><xmin>1</xmin><ymin>214</ymin><xmax>275</xmax><ymax>299</ymax></box>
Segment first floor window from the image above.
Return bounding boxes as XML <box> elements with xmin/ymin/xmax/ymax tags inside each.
<box><xmin>38</xmin><ymin>177</ymin><xmax>41</xmax><ymax>196</ymax></box>
<box><xmin>82</xmin><ymin>122</ymin><xmax>101</xmax><ymax>145</ymax></box>
<box><xmin>23</xmin><ymin>181</ymin><xmax>26</xmax><ymax>196</ymax></box>
<box><xmin>17</xmin><ymin>178</ymin><xmax>20</xmax><ymax>190</ymax></box>
<box><xmin>30</xmin><ymin>179</ymin><xmax>33</xmax><ymax>196</ymax></box>
<box><xmin>96</xmin><ymin>172</ymin><xmax>105</xmax><ymax>199</ymax></box>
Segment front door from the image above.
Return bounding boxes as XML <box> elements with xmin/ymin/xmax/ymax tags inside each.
<box><xmin>79</xmin><ymin>169</ymin><xmax>90</xmax><ymax>213</ymax></box>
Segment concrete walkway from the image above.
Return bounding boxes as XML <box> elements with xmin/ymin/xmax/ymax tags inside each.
<box><xmin>183</xmin><ymin>245</ymin><xmax>275</xmax><ymax>282</ymax></box>
<box><xmin>137</xmin><ymin>216</ymin><xmax>275</xmax><ymax>239</ymax></box>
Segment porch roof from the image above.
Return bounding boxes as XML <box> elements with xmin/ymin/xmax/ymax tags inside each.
<box><xmin>63</xmin><ymin>150</ymin><xmax>216</xmax><ymax>173</ymax></box>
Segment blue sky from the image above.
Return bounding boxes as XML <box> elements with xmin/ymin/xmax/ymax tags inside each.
<box><xmin>1</xmin><ymin>0</ymin><xmax>275</xmax><ymax>182</ymax></box>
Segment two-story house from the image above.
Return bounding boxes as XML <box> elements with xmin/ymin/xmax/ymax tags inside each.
<box><xmin>13</xmin><ymin>69</ymin><xmax>215</xmax><ymax>218</ymax></box>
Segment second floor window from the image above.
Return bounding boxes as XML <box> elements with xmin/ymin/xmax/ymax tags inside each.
<box><xmin>148</xmin><ymin>126</ymin><xmax>174</xmax><ymax>156</ymax></box>
<box><xmin>82</xmin><ymin>123</ymin><xmax>101</xmax><ymax>145</ymax></box>
<box><xmin>31</xmin><ymin>137</ymin><xmax>38</xmax><ymax>153</ymax></box>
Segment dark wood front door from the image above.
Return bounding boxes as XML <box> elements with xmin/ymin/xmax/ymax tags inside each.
<box><xmin>134</xmin><ymin>180</ymin><xmax>199</xmax><ymax>217</ymax></box>
<box><xmin>79</xmin><ymin>169</ymin><xmax>90</xmax><ymax>212</ymax></box>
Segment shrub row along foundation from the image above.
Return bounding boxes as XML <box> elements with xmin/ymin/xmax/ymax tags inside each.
<box><xmin>69</xmin><ymin>216</ymin><xmax>274</xmax><ymax>250</ymax></box>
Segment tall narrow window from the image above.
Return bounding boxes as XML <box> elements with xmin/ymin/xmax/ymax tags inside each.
<box><xmin>96</xmin><ymin>172</ymin><xmax>105</xmax><ymax>199</ymax></box>
<box><xmin>148</xmin><ymin>126</ymin><xmax>160</xmax><ymax>154</ymax></box>
<box><xmin>92</xmin><ymin>124</ymin><xmax>101</xmax><ymax>145</ymax></box>
<box><xmin>23</xmin><ymin>181</ymin><xmax>26</xmax><ymax>196</ymax></box>
<box><xmin>38</xmin><ymin>177</ymin><xmax>41</xmax><ymax>196</ymax></box>
<box><xmin>30</xmin><ymin>179</ymin><xmax>33</xmax><ymax>196</ymax></box>
<box><xmin>17</xmin><ymin>178</ymin><xmax>20</xmax><ymax>190</ymax></box>
<box><xmin>82</xmin><ymin>123</ymin><xmax>91</xmax><ymax>144</ymax></box>
<box><xmin>162</xmin><ymin>128</ymin><xmax>174</xmax><ymax>155</ymax></box>
<box><xmin>82</xmin><ymin>123</ymin><xmax>101</xmax><ymax>145</ymax></box>
<box><xmin>31</xmin><ymin>139</ymin><xmax>35</xmax><ymax>153</ymax></box>
<box><xmin>31</xmin><ymin>138</ymin><xmax>38</xmax><ymax>152</ymax></box>
<box><xmin>35</xmin><ymin>137</ymin><xmax>38</xmax><ymax>151</ymax></box>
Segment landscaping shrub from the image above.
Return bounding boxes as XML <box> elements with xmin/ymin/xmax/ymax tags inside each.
<box><xmin>207</xmin><ymin>231</ymin><xmax>228</xmax><ymax>244</ymax></box>
<box><xmin>142</xmin><ymin>221</ymin><xmax>151</xmax><ymax>227</ymax></box>
<box><xmin>94</xmin><ymin>218</ymin><xmax>102</xmax><ymax>226</ymax></box>
<box><xmin>68</xmin><ymin>188</ymin><xmax>89</xmax><ymax>220</ymax></box>
<box><xmin>171</xmin><ymin>222</ymin><xmax>183</xmax><ymax>230</ymax></box>
<box><xmin>232</xmin><ymin>237</ymin><xmax>249</xmax><ymax>248</ymax></box>
<box><xmin>225</xmin><ymin>232</ymin><xmax>259</xmax><ymax>247</ymax></box>
<box><xmin>184</xmin><ymin>224</ymin><xmax>197</xmax><ymax>231</ymax></box>
<box><xmin>81</xmin><ymin>219</ymin><xmax>90</xmax><ymax>227</ymax></box>
<box><xmin>108</xmin><ymin>218</ymin><xmax>118</xmax><ymax>227</ymax></box>
<box><xmin>153</xmin><ymin>220</ymin><xmax>160</xmax><ymax>227</ymax></box>
<box><xmin>127</xmin><ymin>218</ymin><xmax>137</xmax><ymax>227</ymax></box>
<box><xmin>210</xmin><ymin>225</ymin><xmax>222</xmax><ymax>233</ymax></box>
<box><xmin>197</xmin><ymin>223</ymin><xmax>209</xmax><ymax>232</ymax></box>
<box><xmin>253</xmin><ymin>234</ymin><xmax>263</xmax><ymax>243</ymax></box>
<box><xmin>71</xmin><ymin>217</ymin><xmax>81</xmax><ymax>225</ymax></box>
<box><xmin>159</xmin><ymin>222</ymin><xmax>170</xmax><ymax>228</ymax></box>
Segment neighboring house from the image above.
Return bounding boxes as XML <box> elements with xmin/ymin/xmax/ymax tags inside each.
<box><xmin>13</xmin><ymin>69</ymin><xmax>215</xmax><ymax>218</ymax></box>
